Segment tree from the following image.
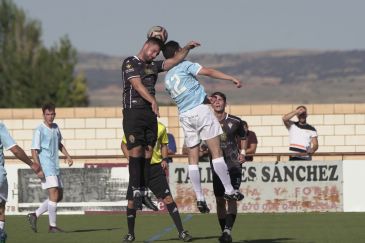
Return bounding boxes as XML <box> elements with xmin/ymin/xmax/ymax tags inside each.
<box><xmin>0</xmin><ymin>0</ymin><xmax>88</xmax><ymax>107</ymax></box>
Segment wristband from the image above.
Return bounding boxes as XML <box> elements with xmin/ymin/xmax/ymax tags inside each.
<box><xmin>240</xmin><ymin>150</ymin><xmax>246</xmax><ymax>156</ymax></box>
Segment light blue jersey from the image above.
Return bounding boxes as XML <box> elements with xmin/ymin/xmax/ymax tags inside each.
<box><xmin>32</xmin><ymin>123</ymin><xmax>62</xmax><ymax>177</ymax></box>
<box><xmin>164</xmin><ymin>60</ymin><xmax>207</xmax><ymax>113</ymax></box>
<box><xmin>0</xmin><ymin>123</ymin><xmax>16</xmax><ymax>176</ymax></box>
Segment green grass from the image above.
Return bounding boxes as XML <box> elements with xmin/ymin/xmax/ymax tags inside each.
<box><xmin>5</xmin><ymin>212</ymin><xmax>365</xmax><ymax>243</ymax></box>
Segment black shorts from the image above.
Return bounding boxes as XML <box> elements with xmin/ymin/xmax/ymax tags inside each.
<box><xmin>212</xmin><ymin>163</ymin><xmax>242</xmax><ymax>197</ymax></box>
<box><xmin>126</xmin><ymin>163</ymin><xmax>171</xmax><ymax>200</ymax></box>
<box><xmin>123</xmin><ymin>108</ymin><xmax>157</xmax><ymax>150</ymax></box>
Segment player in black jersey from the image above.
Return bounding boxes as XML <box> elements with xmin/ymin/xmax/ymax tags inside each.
<box><xmin>121</xmin><ymin>37</ymin><xmax>200</xmax><ymax>212</ymax></box>
<box><xmin>210</xmin><ymin>92</ymin><xmax>247</xmax><ymax>243</ymax></box>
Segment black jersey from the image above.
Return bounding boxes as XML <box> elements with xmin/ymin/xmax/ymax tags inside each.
<box><xmin>121</xmin><ymin>56</ymin><xmax>164</xmax><ymax>109</ymax></box>
<box><xmin>219</xmin><ymin>113</ymin><xmax>246</xmax><ymax>168</ymax></box>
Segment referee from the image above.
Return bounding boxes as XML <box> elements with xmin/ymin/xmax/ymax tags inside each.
<box><xmin>121</xmin><ymin>122</ymin><xmax>192</xmax><ymax>242</ymax></box>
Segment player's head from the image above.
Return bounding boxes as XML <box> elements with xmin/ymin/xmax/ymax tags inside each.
<box><xmin>211</xmin><ymin>91</ymin><xmax>227</xmax><ymax>113</ymax></box>
<box><xmin>163</xmin><ymin>40</ymin><xmax>181</xmax><ymax>59</ymax></box>
<box><xmin>296</xmin><ymin>105</ymin><xmax>307</xmax><ymax>123</ymax></box>
<box><xmin>140</xmin><ymin>37</ymin><xmax>164</xmax><ymax>62</ymax></box>
<box><xmin>42</xmin><ymin>102</ymin><xmax>56</xmax><ymax>124</ymax></box>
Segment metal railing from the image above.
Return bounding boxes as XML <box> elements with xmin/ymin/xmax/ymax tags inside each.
<box><xmin>5</xmin><ymin>152</ymin><xmax>365</xmax><ymax>162</ymax></box>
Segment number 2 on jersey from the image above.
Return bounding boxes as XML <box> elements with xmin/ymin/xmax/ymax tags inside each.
<box><xmin>165</xmin><ymin>74</ymin><xmax>187</xmax><ymax>98</ymax></box>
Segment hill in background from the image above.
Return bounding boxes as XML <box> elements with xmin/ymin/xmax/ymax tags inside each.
<box><xmin>76</xmin><ymin>50</ymin><xmax>365</xmax><ymax>106</ymax></box>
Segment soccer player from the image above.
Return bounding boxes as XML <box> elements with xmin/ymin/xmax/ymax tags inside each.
<box><xmin>121</xmin><ymin>37</ymin><xmax>200</xmax><ymax>210</ymax></box>
<box><xmin>210</xmin><ymin>92</ymin><xmax>247</xmax><ymax>243</ymax></box>
<box><xmin>27</xmin><ymin>103</ymin><xmax>73</xmax><ymax>233</ymax></box>
<box><xmin>121</xmin><ymin>121</ymin><xmax>192</xmax><ymax>242</ymax></box>
<box><xmin>162</xmin><ymin>41</ymin><xmax>244</xmax><ymax>213</ymax></box>
<box><xmin>0</xmin><ymin>122</ymin><xmax>44</xmax><ymax>242</ymax></box>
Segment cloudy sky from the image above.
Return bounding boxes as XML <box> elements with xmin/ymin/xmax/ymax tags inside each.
<box><xmin>13</xmin><ymin>0</ymin><xmax>365</xmax><ymax>56</ymax></box>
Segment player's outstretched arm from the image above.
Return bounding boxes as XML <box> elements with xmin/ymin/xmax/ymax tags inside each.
<box><xmin>163</xmin><ymin>41</ymin><xmax>201</xmax><ymax>71</ymax></box>
<box><xmin>10</xmin><ymin>146</ymin><xmax>44</xmax><ymax>179</ymax></box>
<box><xmin>198</xmin><ymin>67</ymin><xmax>242</xmax><ymax>88</ymax></box>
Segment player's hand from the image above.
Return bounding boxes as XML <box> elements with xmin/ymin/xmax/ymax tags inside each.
<box><xmin>296</xmin><ymin>107</ymin><xmax>306</xmax><ymax>115</ymax></box>
<box><xmin>232</xmin><ymin>78</ymin><xmax>242</xmax><ymax>88</ymax></box>
<box><xmin>30</xmin><ymin>162</ymin><xmax>45</xmax><ymax>179</ymax></box>
<box><xmin>238</xmin><ymin>154</ymin><xmax>246</xmax><ymax>164</ymax></box>
<box><xmin>161</xmin><ymin>160</ymin><xmax>168</xmax><ymax>170</ymax></box>
<box><xmin>306</xmin><ymin>147</ymin><xmax>314</xmax><ymax>155</ymax></box>
<box><xmin>65</xmin><ymin>157</ymin><xmax>73</xmax><ymax>167</ymax></box>
<box><xmin>186</xmin><ymin>41</ymin><xmax>201</xmax><ymax>50</ymax></box>
<box><xmin>151</xmin><ymin>100</ymin><xmax>160</xmax><ymax>117</ymax></box>
<box><xmin>208</xmin><ymin>95</ymin><xmax>217</xmax><ymax>104</ymax></box>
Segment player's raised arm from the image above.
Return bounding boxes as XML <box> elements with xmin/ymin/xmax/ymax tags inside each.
<box><xmin>198</xmin><ymin>67</ymin><xmax>242</xmax><ymax>88</ymax></box>
<box><xmin>163</xmin><ymin>41</ymin><xmax>201</xmax><ymax>71</ymax></box>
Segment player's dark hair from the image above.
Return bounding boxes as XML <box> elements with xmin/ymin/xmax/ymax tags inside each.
<box><xmin>242</xmin><ymin>120</ymin><xmax>248</xmax><ymax>127</ymax></box>
<box><xmin>211</xmin><ymin>91</ymin><xmax>227</xmax><ymax>102</ymax></box>
<box><xmin>146</xmin><ymin>37</ymin><xmax>164</xmax><ymax>49</ymax></box>
<box><xmin>163</xmin><ymin>40</ymin><xmax>180</xmax><ymax>59</ymax></box>
<box><xmin>42</xmin><ymin>102</ymin><xmax>56</xmax><ymax>113</ymax></box>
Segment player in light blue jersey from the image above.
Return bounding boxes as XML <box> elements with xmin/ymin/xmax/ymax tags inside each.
<box><xmin>27</xmin><ymin>103</ymin><xmax>73</xmax><ymax>234</ymax></box>
<box><xmin>163</xmin><ymin>41</ymin><xmax>244</xmax><ymax>214</ymax></box>
<box><xmin>0</xmin><ymin>122</ymin><xmax>44</xmax><ymax>242</ymax></box>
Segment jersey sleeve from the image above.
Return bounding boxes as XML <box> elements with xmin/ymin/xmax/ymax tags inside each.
<box><xmin>122</xmin><ymin>58</ymin><xmax>141</xmax><ymax>81</ymax></box>
<box><xmin>184</xmin><ymin>61</ymin><xmax>202</xmax><ymax>76</ymax></box>
<box><xmin>0</xmin><ymin>124</ymin><xmax>16</xmax><ymax>150</ymax></box>
<box><xmin>160</xmin><ymin>125</ymin><xmax>169</xmax><ymax>145</ymax></box>
<box><xmin>57</xmin><ymin>126</ymin><xmax>63</xmax><ymax>144</ymax></box>
<box><xmin>238</xmin><ymin>119</ymin><xmax>247</xmax><ymax>140</ymax></box>
<box><xmin>31</xmin><ymin>128</ymin><xmax>41</xmax><ymax>150</ymax></box>
<box><xmin>122</xmin><ymin>135</ymin><xmax>127</xmax><ymax>144</ymax></box>
<box><xmin>311</xmin><ymin>129</ymin><xmax>318</xmax><ymax>138</ymax></box>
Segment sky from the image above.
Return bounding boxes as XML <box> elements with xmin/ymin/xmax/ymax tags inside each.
<box><xmin>12</xmin><ymin>0</ymin><xmax>365</xmax><ymax>57</ymax></box>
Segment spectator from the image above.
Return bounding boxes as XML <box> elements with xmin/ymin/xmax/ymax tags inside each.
<box><xmin>167</xmin><ymin>133</ymin><xmax>177</xmax><ymax>163</ymax></box>
<box><xmin>242</xmin><ymin>121</ymin><xmax>258</xmax><ymax>161</ymax></box>
<box><xmin>282</xmin><ymin>105</ymin><xmax>318</xmax><ymax>161</ymax></box>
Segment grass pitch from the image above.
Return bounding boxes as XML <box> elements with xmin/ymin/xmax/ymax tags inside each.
<box><xmin>5</xmin><ymin>212</ymin><xmax>365</xmax><ymax>243</ymax></box>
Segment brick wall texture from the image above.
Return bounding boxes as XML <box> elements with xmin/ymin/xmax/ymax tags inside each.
<box><xmin>1</xmin><ymin>104</ymin><xmax>364</xmax><ymax>159</ymax></box>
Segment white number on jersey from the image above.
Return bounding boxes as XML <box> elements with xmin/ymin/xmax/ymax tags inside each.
<box><xmin>165</xmin><ymin>74</ymin><xmax>187</xmax><ymax>98</ymax></box>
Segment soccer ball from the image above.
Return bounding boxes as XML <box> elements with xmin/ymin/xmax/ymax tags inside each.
<box><xmin>147</xmin><ymin>26</ymin><xmax>168</xmax><ymax>43</ymax></box>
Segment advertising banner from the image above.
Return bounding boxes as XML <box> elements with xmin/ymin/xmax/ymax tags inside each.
<box><xmin>169</xmin><ymin>161</ymin><xmax>343</xmax><ymax>213</ymax></box>
<box><xmin>17</xmin><ymin>163</ymin><xmax>130</xmax><ymax>214</ymax></box>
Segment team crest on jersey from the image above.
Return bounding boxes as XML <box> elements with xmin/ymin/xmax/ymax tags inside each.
<box><xmin>228</xmin><ymin>122</ymin><xmax>233</xmax><ymax>129</ymax></box>
<box><xmin>144</xmin><ymin>68</ymin><xmax>154</xmax><ymax>75</ymax></box>
<box><xmin>128</xmin><ymin>135</ymin><xmax>135</xmax><ymax>143</ymax></box>
<box><xmin>220</xmin><ymin>132</ymin><xmax>227</xmax><ymax>142</ymax></box>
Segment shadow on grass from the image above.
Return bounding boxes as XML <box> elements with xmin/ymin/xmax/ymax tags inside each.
<box><xmin>236</xmin><ymin>238</ymin><xmax>297</xmax><ymax>243</ymax></box>
<box><xmin>66</xmin><ymin>227</ymin><xmax>122</xmax><ymax>233</ymax></box>
<box><xmin>156</xmin><ymin>235</ymin><xmax>220</xmax><ymax>242</ymax></box>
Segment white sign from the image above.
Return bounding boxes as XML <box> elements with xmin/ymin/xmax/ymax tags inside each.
<box><xmin>169</xmin><ymin>161</ymin><xmax>343</xmax><ymax>213</ymax></box>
